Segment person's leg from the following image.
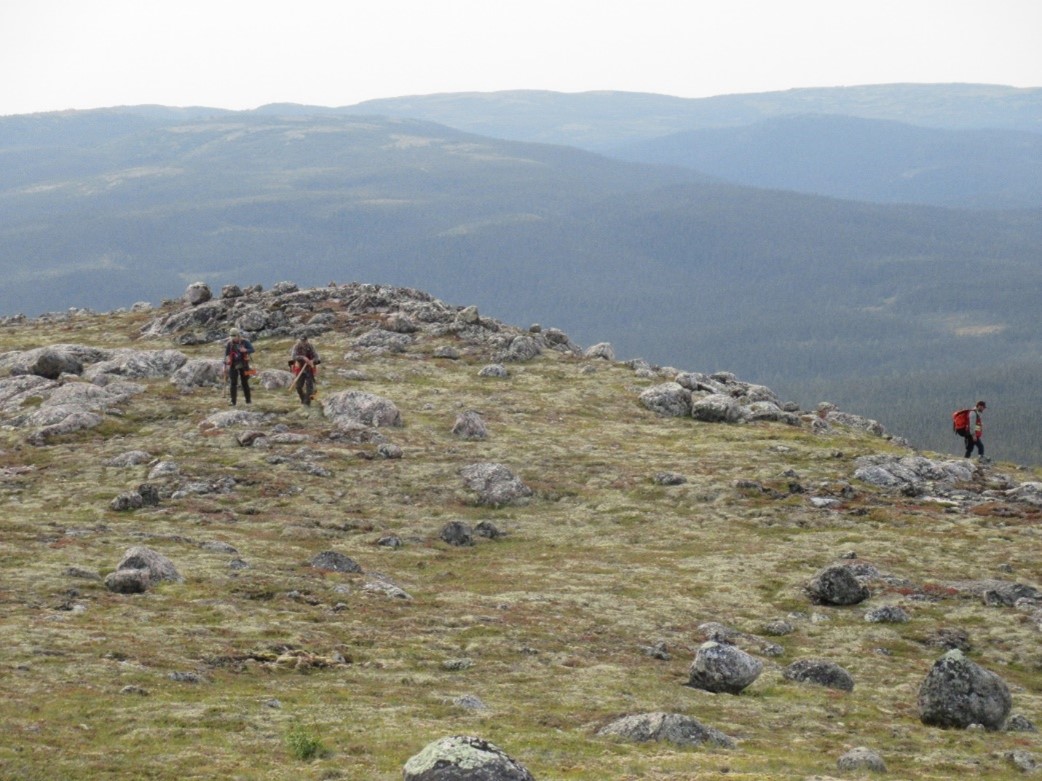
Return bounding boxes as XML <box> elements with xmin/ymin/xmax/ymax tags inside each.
<box><xmin>242</xmin><ymin>371</ymin><xmax>251</xmax><ymax>404</ymax></box>
<box><xmin>975</xmin><ymin>438</ymin><xmax>984</xmax><ymax>458</ymax></box>
<box><xmin>963</xmin><ymin>432</ymin><xmax>974</xmax><ymax>458</ymax></box>
<box><xmin>229</xmin><ymin>370</ymin><xmax>239</xmax><ymax>405</ymax></box>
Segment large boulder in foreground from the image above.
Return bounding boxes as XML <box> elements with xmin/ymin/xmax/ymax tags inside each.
<box><xmin>918</xmin><ymin>649</ymin><xmax>1012</xmax><ymax>730</ymax></box>
<box><xmin>403</xmin><ymin>735</ymin><xmax>534</xmax><ymax>781</ymax></box>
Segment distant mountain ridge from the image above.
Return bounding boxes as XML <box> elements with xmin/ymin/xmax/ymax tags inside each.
<box><xmin>608</xmin><ymin>114</ymin><xmax>1042</xmax><ymax>208</ymax></box>
<box><xmin>341</xmin><ymin>83</ymin><xmax>1042</xmax><ymax>149</ymax></box>
<box><xmin>3</xmin><ymin>84</ymin><xmax>1042</xmax><ymax>463</ymax></box>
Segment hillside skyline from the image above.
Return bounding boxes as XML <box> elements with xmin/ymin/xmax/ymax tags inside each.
<box><xmin>3</xmin><ymin>0</ymin><xmax>1041</xmax><ymax>116</ymax></box>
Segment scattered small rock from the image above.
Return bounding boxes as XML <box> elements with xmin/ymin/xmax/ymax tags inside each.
<box><xmin>783</xmin><ymin>659</ymin><xmax>855</xmax><ymax>692</ymax></box>
<box><xmin>837</xmin><ymin>746</ymin><xmax>886</xmax><ymax>773</ymax></box>
<box><xmin>598</xmin><ymin>712</ymin><xmax>735</xmax><ymax>748</ymax></box>
<box><xmin>308</xmin><ymin>551</ymin><xmax>362</xmax><ymax>573</ymax></box>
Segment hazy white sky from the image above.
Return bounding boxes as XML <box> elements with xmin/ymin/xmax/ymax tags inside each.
<box><xmin>2</xmin><ymin>0</ymin><xmax>1040</xmax><ymax>116</ymax></box>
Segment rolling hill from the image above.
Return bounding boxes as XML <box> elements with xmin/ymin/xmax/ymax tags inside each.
<box><xmin>608</xmin><ymin>114</ymin><xmax>1042</xmax><ymax>208</ymax></box>
<box><xmin>3</xmin><ymin>91</ymin><xmax>1042</xmax><ymax>464</ymax></box>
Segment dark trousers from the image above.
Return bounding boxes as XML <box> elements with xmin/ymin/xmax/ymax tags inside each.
<box><xmin>295</xmin><ymin>371</ymin><xmax>315</xmax><ymax>405</ymax></box>
<box><xmin>957</xmin><ymin>428</ymin><xmax>983</xmax><ymax>457</ymax></box>
<box><xmin>229</xmin><ymin>368</ymin><xmax>251</xmax><ymax>405</ymax></box>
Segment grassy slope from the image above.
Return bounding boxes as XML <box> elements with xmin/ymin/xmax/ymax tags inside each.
<box><xmin>1</xmin><ymin>300</ymin><xmax>1040</xmax><ymax>780</ymax></box>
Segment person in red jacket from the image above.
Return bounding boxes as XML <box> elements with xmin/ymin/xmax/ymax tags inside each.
<box><xmin>954</xmin><ymin>400</ymin><xmax>986</xmax><ymax>459</ymax></box>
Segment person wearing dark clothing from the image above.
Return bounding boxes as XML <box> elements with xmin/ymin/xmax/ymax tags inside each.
<box><xmin>955</xmin><ymin>400</ymin><xmax>986</xmax><ymax>459</ymax></box>
<box><xmin>288</xmin><ymin>335</ymin><xmax>320</xmax><ymax>406</ymax></box>
<box><xmin>224</xmin><ymin>328</ymin><xmax>255</xmax><ymax>406</ymax></box>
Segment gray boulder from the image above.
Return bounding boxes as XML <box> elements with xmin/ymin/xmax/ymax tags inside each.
<box><xmin>918</xmin><ymin>649</ymin><xmax>1012</xmax><ymax>730</ymax></box>
<box><xmin>105</xmin><ymin>568</ymin><xmax>150</xmax><ymax>594</ymax></box>
<box><xmin>452</xmin><ymin>411</ymin><xmax>488</xmax><ymax>440</ymax></box>
<box><xmin>837</xmin><ymin>747</ymin><xmax>886</xmax><ymax>773</ymax></box>
<box><xmin>687</xmin><ymin>641</ymin><xmax>763</xmax><ymax>694</ymax></box>
<box><xmin>584</xmin><ymin>342</ymin><xmax>614</xmax><ymax>360</ymax></box>
<box><xmin>597</xmin><ymin>712</ymin><xmax>735</xmax><ymax>748</ymax></box>
<box><xmin>115</xmin><ymin>546</ymin><xmax>183</xmax><ymax>583</ymax></box>
<box><xmin>82</xmin><ymin>349</ymin><xmax>188</xmax><ymax>381</ymax></box>
<box><xmin>105</xmin><ymin>450</ymin><xmax>152</xmax><ymax>467</ymax></box>
<box><xmin>806</xmin><ymin>564</ymin><xmax>870</xmax><ymax>606</ymax></box>
<box><xmin>639</xmin><ymin>382</ymin><xmax>692</xmax><ymax>418</ymax></box>
<box><xmin>170</xmin><ymin>359</ymin><xmax>224</xmax><ymax>390</ymax></box>
<box><xmin>478</xmin><ymin>363</ymin><xmax>508</xmax><ymax>378</ymax></box>
<box><xmin>27</xmin><ymin>348</ymin><xmax>84</xmax><ymax>379</ymax></box>
<box><xmin>257</xmin><ymin>368</ymin><xmax>294</xmax><ymax>390</ymax></box>
<box><xmin>783</xmin><ymin>659</ymin><xmax>855</xmax><ymax>691</ymax></box>
<box><xmin>110</xmin><ymin>491</ymin><xmax>145</xmax><ymax>511</ymax></box>
<box><xmin>323</xmin><ymin>390</ymin><xmax>403</xmax><ymax>427</ymax></box>
<box><xmin>309</xmin><ymin>551</ymin><xmax>362</xmax><ymax>573</ymax></box>
<box><xmin>499</xmin><ymin>335</ymin><xmax>541</xmax><ymax>362</ymax></box>
<box><xmin>440</xmin><ymin>522</ymin><xmax>474</xmax><ymax>547</ymax></box>
<box><xmin>26</xmin><ymin>410</ymin><xmax>105</xmax><ymax>444</ymax></box>
<box><xmin>691</xmin><ymin>393</ymin><xmax>748</xmax><ymax>423</ymax></box>
<box><xmin>459</xmin><ymin>463</ymin><xmax>532</xmax><ymax>507</ymax></box>
<box><xmin>403</xmin><ymin>735</ymin><xmax>534</xmax><ymax>781</ymax></box>
<box><xmin>353</xmin><ymin>329</ymin><xmax>412</xmax><ymax>353</ymax></box>
<box><xmin>183</xmin><ymin>282</ymin><xmax>212</xmax><ymax>305</ymax></box>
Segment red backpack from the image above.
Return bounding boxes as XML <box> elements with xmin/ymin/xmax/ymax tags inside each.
<box><xmin>952</xmin><ymin>409</ymin><xmax>971</xmax><ymax>432</ymax></box>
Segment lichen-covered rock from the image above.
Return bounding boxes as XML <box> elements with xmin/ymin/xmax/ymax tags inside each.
<box><xmin>105</xmin><ymin>568</ymin><xmax>150</xmax><ymax>594</ymax></box>
<box><xmin>597</xmin><ymin>712</ymin><xmax>735</xmax><ymax>748</ymax></box>
<box><xmin>687</xmin><ymin>641</ymin><xmax>763</xmax><ymax>694</ymax></box>
<box><xmin>452</xmin><ymin>411</ymin><xmax>488</xmax><ymax>440</ymax></box>
<box><xmin>691</xmin><ymin>393</ymin><xmax>748</xmax><ymax>423</ymax></box>
<box><xmin>309</xmin><ymin>551</ymin><xmax>362</xmax><ymax>573</ymax></box>
<box><xmin>440</xmin><ymin>522</ymin><xmax>474</xmax><ymax>547</ymax></box>
<box><xmin>837</xmin><ymin>747</ymin><xmax>886</xmax><ymax>773</ymax></box>
<box><xmin>170</xmin><ymin>358</ymin><xmax>224</xmax><ymax>390</ymax></box>
<box><xmin>183</xmin><ymin>282</ymin><xmax>212</xmax><ymax>305</ymax></box>
<box><xmin>806</xmin><ymin>564</ymin><xmax>870</xmax><ymax>606</ymax></box>
<box><xmin>323</xmin><ymin>390</ymin><xmax>402</xmax><ymax>427</ymax></box>
<box><xmin>639</xmin><ymin>382</ymin><xmax>691</xmax><ymax>418</ymax></box>
<box><xmin>459</xmin><ymin>463</ymin><xmax>532</xmax><ymax>507</ymax></box>
<box><xmin>403</xmin><ymin>735</ymin><xmax>534</xmax><ymax>781</ymax></box>
<box><xmin>584</xmin><ymin>342</ymin><xmax>614</xmax><ymax>360</ymax></box>
<box><xmin>783</xmin><ymin>659</ymin><xmax>855</xmax><ymax>691</ymax></box>
<box><xmin>918</xmin><ymin>649</ymin><xmax>1012</xmax><ymax>730</ymax></box>
<box><xmin>115</xmin><ymin>546</ymin><xmax>183</xmax><ymax>583</ymax></box>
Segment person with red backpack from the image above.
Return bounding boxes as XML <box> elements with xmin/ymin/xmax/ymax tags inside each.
<box><xmin>953</xmin><ymin>400</ymin><xmax>986</xmax><ymax>459</ymax></box>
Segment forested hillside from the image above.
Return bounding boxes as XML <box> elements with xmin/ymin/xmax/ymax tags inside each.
<box><xmin>608</xmin><ymin>115</ymin><xmax>1042</xmax><ymax>208</ymax></box>
<box><xmin>3</xmin><ymin>89</ymin><xmax>1042</xmax><ymax>464</ymax></box>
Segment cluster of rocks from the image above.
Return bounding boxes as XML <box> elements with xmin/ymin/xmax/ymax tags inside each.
<box><xmin>639</xmin><ymin>370</ymin><xmax>802</xmax><ymax>425</ymax></box>
<box><xmin>137</xmin><ymin>282</ymin><xmax>588</xmax><ymax>365</ymax></box>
